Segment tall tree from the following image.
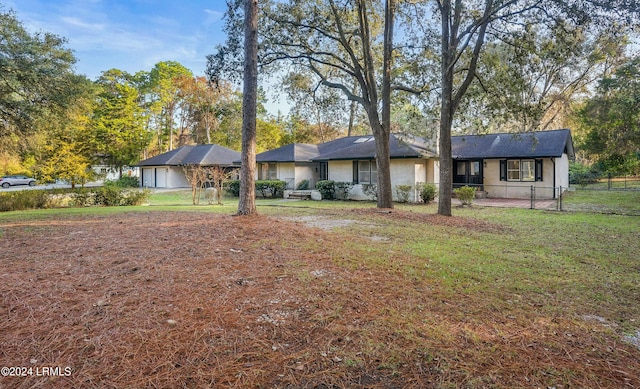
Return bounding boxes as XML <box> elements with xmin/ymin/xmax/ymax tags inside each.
<box><xmin>34</xmin><ymin>75</ymin><xmax>97</xmax><ymax>187</ymax></box>
<box><xmin>431</xmin><ymin>0</ymin><xmax>639</xmax><ymax>216</ymax></box>
<box><xmin>577</xmin><ymin>55</ymin><xmax>640</xmax><ymax>170</ymax></box>
<box><xmin>147</xmin><ymin>61</ymin><xmax>193</xmax><ymax>152</ymax></box>
<box><xmin>0</xmin><ymin>8</ymin><xmax>77</xmax><ymax>139</ymax></box>
<box><xmin>457</xmin><ymin>23</ymin><xmax>629</xmax><ymax>134</ymax></box>
<box><xmin>209</xmin><ymin>0</ymin><xmax>401</xmax><ymax>209</ymax></box>
<box><xmin>238</xmin><ymin>0</ymin><xmax>258</xmax><ymax>215</ymax></box>
<box><xmin>93</xmin><ymin>69</ymin><xmax>151</xmax><ymax>178</ymax></box>
<box><xmin>282</xmin><ymin>72</ymin><xmax>349</xmax><ymax>142</ymax></box>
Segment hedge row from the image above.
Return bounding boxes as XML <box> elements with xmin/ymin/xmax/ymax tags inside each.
<box><xmin>225</xmin><ymin>180</ymin><xmax>287</xmax><ymax>198</ymax></box>
<box><xmin>0</xmin><ymin>187</ymin><xmax>150</xmax><ymax>212</ymax></box>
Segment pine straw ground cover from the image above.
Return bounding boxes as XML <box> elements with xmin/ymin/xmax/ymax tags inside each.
<box><xmin>0</xmin><ymin>207</ymin><xmax>639</xmax><ymax>388</ymax></box>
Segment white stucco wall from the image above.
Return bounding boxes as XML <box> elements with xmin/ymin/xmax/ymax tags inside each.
<box><xmin>168</xmin><ymin>167</ymin><xmax>189</xmax><ymax>188</ymax></box>
<box><xmin>555</xmin><ymin>154</ymin><xmax>570</xmax><ymax>191</ymax></box>
<box><xmin>426</xmin><ymin>159</ymin><xmax>438</xmax><ymax>185</ymax></box>
<box><xmin>140</xmin><ymin>166</ymin><xmax>189</xmax><ymax>188</ymax></box>
<box><xmin>276</xmin><ymin>162</ymin><xmax>296</xmax><ymax>189</ymax></box>
<box><xmin>327</xmin><ymin>160</ymin><xmax>353</xmax><ymax>182</ymax></box>
<box><xmin>254</xmin><ymin>162</ymin><xmax>318</xmax><ymax>189</ymax></box>
<box><xmin>483</xmin><ymin>158</ymin><xmax>563</xmax><ymax>199</ymax></box>
<box><xmin>294</xmin><ymin>164</ymin><xmax>317</xmax><ymax>189</ymax></box>
<box><xmin>327</xmin><ymin>158</ymin><xmax>430</xmax><ymax>202</ymax></box>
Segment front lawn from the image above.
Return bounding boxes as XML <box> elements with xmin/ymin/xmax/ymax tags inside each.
<box><xmin>0</xmin><ymin>193</ymin><xmax>638</xmax><ymax>388</ymax></box>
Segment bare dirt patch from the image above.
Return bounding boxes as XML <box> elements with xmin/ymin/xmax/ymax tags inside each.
<box><xmin>0</xmin><ymin>211</ymin><xmax>638</xmax><ymax>388</ymax></box>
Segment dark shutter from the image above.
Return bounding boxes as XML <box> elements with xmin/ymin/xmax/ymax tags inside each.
<box><xmin>499</xmin><ymin>160</ymin><xmax>507</xmax><ymax>181</ymax></box>
<box><xmin>535</xmin><ymin>159</ymin><xmax>543</xmax><ymax>181</ymax></box>
<box><xmin>352</xmin><ymin>161</ymin><xmax>358</xmax><ymax>184</ymax></box>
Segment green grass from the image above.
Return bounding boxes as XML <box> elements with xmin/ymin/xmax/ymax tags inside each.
<box><xmin>249</xmin><ymin>197</ymin><xmax>640</xmax><ymax>332</ymax></box>
<box><xmin>563</xmin><ymin>188</ymin><xmax>640</xmax><ymax>214</ymax></box>
<box><xmin>3</xmin><ymin>189</ymin><xmax>639</xmax><ymax>317</ymax></box>
<box><xmin>1</xmin><ymin>189</ymin><xmax>638</xmax><ymax>387</ymax></box>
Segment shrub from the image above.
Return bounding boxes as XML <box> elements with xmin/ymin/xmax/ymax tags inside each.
<box><xmin>334</xmin><ymin>182</ymin><xmax>353</xmax><ymax>200</ymax></box>
<box><xmin>121</xmin><ymin>189</ymin><xmax>150</xmax><ymax>206</ymax></box>
<box><xmin>268</xmin><ymin>180</ymin><xmax>287</xmax><ymax>198</ymax></box>
<box><xmin>70</xmin><ymin>188</ymin><xmax>94</xmax><ymax>207</ymax></box>
<box><xmin>0</xmin><ymin>187</ymin><xmax>148</xmax><ymax>211</ymax></box>
<box><xmin>94</xmin><ymin>186</ymin><xmax>124</xmax><ymax>206</ymax></box>
<box><xmin>315</xmin><ymin>180</ymin><xmax>336</xmax><ymax>200</ymax></box>
<box><xmin>106</xmin><ymin>176</ymin><xmax>140</xmax><ymax>188</ymax></box>
<box><xmin>417</xmin><ymin>183</ymin><xmax>437</xmax><ymax>204</ymax></box>
<box><xmin>0</xmin><ymin>190</ymin><xmax>50</xmax><ymax>212</ymax></box>
<box><xmin>92</xmin><ymin>187</ymin><xmax>150</xmax><ymax>206</ymax></box>
<box><xmin>395</xmin><ymin>185</ymin><xmax>412</xmax><ymax>203</ymax></box>
<box><xmin>296</xmin><ymin>179</ymin><xmax>310</xmax><ymax>190</ymax></box>
<box><xmin>453</xmin><ymin>185</ymin><xmax>477</xmax><ymax>206</ymax></box>
<box><xmin>226</xmin><ymin>180</ymin><xmax>240</xmax><ymax>197</ymax></box>
<box><xmin>362</xmin><ymin>184</ymin><xmax>377</xmax><ymax>201</ymax></box>
<box><xmin>255</xmin><ymin>180</ymin><xmax>286</xmax><ymax>198</ymax></box>
<box><xmin>569</xmin><ymin>163</ymin><xmax>600</xmax><ymax>187</ymax></box>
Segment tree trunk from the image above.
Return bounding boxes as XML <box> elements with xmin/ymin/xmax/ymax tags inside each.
<box><xmin>376</xmin><ymin>0</ymin><xmax>395</xmax><ymax>209</ymax></box>
<box><xmin>348</xmin><ymin>99</ymin><xmax>356</xmax><ymax>137</ymax></box>
<box><xmin>237</xmin><ymin>0</ymin><xmax>258</xmax><ymax>216</ymax></box>
<box><xmin>373</xmin><ymin>123</ymin><xmax>393</xmax><ymax>208</ymax></box>
<box><xmin>438</xmin><ymin>108</ymin><xmax>453</xmax><ymax>217</ymax></box>
<box><xmin>437</xmin><ymin>0</ymin><xmax>453</xmax><ymax>217</ymax></box>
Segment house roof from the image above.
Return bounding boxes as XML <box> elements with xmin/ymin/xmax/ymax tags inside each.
<box><xmin>254</xmin><ymin>134</ymin><xmax>436</xmax><ymax>163</ymax></box>
<box><xmin>256</xmin><ymin>143</ymin><xmax>320</xmax><ymax>163</ymax></box>
<box><xmin>314</xmin><ymin>133</ymin><xmax>437</xmax><ymax>161</ymax></box>
<box><xmin>136</xmin><ymin>144</ymin><xmax>241</xmax><ymax>167</ymax></box>
<box><xmin>451</xmin><ymin>129</ymin><xmax>575</xmax><ymax>160</ymax></box>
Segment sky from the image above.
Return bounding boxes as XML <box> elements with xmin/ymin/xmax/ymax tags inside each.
<box><xmin>4</xmin><ymin>0</ymin><xmax>227</xmax><ymax>80</ymax></box>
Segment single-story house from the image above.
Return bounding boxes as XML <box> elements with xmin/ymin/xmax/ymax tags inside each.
<box><xmin>136</xmin><ymin>144</ymin><xmax>241</xmax><ymax>188</ymax></box>
<box><xmin>451</xmin><ymin>129</ymin><xmax>575</xmax><ymax>199</ymax></box>
<box><xmin>255</xmin><ymin>143</ymin><xmax>324</xmax><ymax>188</ymax></box>
<box><xmin>256</xmin><ymin>128</ymin><xmax>574</xmax><ymax>201</ymax></box>
<box><xmin>255</xmin><ymin>133</ymin><xmax>438</xmax><ymax>202</ymax></box>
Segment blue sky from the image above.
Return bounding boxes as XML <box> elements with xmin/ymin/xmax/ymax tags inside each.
<box><xmin>5</xmin><ymin>0</ymin><xmax>227</xmax><ymax>79</ymax></box>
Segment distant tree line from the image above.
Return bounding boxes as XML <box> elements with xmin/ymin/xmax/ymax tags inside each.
<box><xmin>2</xmin><ymin>2</ymin><xmax>640</xmax><ymax>199</ymax></box>
<box><xmin>0</xmin><ymin>6</ymin><xmax>364</xmax><ymax>185</ymax></box>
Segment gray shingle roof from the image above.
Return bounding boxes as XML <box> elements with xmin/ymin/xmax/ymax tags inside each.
<box><xmin>254</xmin><ymin>134</ymin><xmax>436</xmax><ymax>163</ymax></box>
<box><xmin>255</xmin><ymin>143</ymin><xmax>320</xmax><ymax>162</ymax></box>
<box><xmin>451</xmin><ymin>129</ymin><xmax>575</xmax><ymax>159</ymax></box>
<box><xmin>314</xmin><ymin>133</ymin><xmax>436</xmax><ymax>160</ymax></box>
<box><xmin>136</xmin><ymin>144</ymin><xmax>241</xmax><ymax>167</ymax></box>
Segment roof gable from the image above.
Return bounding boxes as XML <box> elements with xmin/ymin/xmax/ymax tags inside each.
<box><xmin>451</xmin><ymin>129</ymin><xmax>575</xmax><ymax>159</ymax></box>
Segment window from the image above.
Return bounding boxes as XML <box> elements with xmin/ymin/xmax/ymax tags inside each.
<box><xmin>267</xmin><ymin>163</ymin><xmax>277</xmax><ymax>180</ymax></box>
<box><xmin>354</xmin><ymin>160</ymin><xmax>377</xmax><ymax>184</ymax></box>
<box><xmin>456</xmin><ymin>161</ymin><xmax>466</xmax><ymax>175</ymax></box>
<box><xmin>507</xmin><ymin>160</ymin><xmax>521</xmax><ymax>181</ymax></box>
<box><xmin>520</xmin><ymin>160</ymin><xmax>535</xmax><ymax>181</ymax></box>
<box><xmin>258</xmin><ymin>163</ymin><xmax>278</xmax><ymax>180</ymax></box>
<box><xmin>501</xmin><ymin>159</ymin><xmax>542</xmax><ymax>182</ymax></box>
<box><xmin>470</xmin><ymin>161</ymin><xmax>480</xmax><ymax>176</ymax></box>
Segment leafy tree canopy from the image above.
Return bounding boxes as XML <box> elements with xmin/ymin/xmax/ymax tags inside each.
<box><xmin>577</xmin><ymin>56</ymin><xmax>640</xmax><ymax>173</ymax></box>
<box><xmin>0</xmin><ymin>7</ymin><xmax>77</xmax><ymax>137</ymax></box>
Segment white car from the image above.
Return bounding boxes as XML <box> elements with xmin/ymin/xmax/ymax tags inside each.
<box><xmin>0</xmin><ymin>175</ymin><xmax>37</xmax><ymax>188</ymax></box>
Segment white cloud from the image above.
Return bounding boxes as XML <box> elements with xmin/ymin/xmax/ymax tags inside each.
<box><xmin>60</xmin><ymin>16</ymin><xmax>105</xmax><ymax>31</ymax></box>
<box><xmin>204</xmin><ymin>8</ymin><xmax>224</xmax><ymax>21</ymax></box>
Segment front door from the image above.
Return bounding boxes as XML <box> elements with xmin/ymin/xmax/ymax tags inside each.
<box><xmin>453</xmin><ymin>160</ymin><xmax>483</xmax><ymax>188</ymax></box>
